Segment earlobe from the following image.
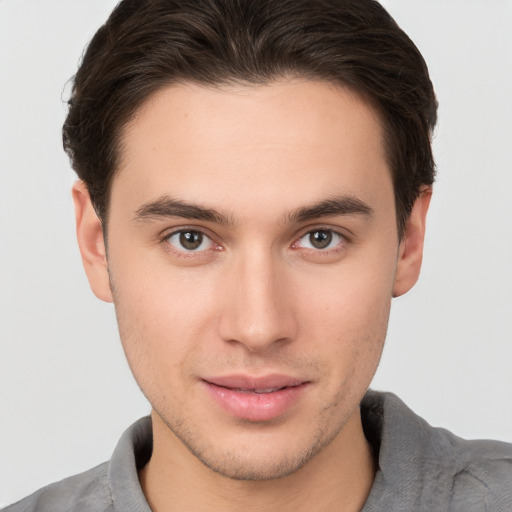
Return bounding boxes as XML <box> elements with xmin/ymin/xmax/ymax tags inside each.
<box><xmin>72</xmin><ymin>181</ymin><xmax>113</xmax><ymax>303</ymax></box>
<box><xmin>392</xmin><ymin>187</ymin><xmax>432</xmax><ymax>298</ymax></box>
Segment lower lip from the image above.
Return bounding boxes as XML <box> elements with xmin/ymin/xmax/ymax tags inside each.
<box><xmin>204</xmin><ymin>381</ymin><xmax>309</xmax><ymax>422</ymax></box>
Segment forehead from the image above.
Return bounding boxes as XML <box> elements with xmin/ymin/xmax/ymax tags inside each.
<box><xmin>113</xmin><ymin>80</ymin><xmax>391</xmax><ymax>217</ymax></box>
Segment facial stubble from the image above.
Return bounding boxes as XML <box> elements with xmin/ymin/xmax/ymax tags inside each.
<box><xmin>109</xmin><ymin>268</ymin><xmax>388</xmax><ymax>482</ymax></box>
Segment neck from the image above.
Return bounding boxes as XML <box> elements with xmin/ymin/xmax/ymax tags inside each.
<box><xmin>140</xmin><ymin>408</ymin><xmax>376</xmax><ymax>512</ymax></box>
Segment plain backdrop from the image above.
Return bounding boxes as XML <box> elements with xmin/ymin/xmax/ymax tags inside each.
<box><xmin>1</xmin><ymin>0</ymin><xmax>511</xmax><ymax>506</ymax></box>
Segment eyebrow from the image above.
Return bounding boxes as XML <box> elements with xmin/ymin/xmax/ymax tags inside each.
<box><xmin>288</xmin><ymin>196</ymin><xmax>374</xmax><ymax>223</ymax></box>
<box><xmin>134</xmin><ymin>196</ymin><xmax>232</xmax><ymax>225</ymax></box>
<box><xmin>133</xmin><ymin>194</ymin><xmax>373</xmax><ymax>225</ymax></box>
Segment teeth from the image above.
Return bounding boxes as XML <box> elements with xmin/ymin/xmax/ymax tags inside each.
<box><xmin>234</xmin><ymin>387</ymin><xmax>283</xmax><ymax>394</ymax></box>
<box><xmin>255</xmin><ymin>387</ymin><xmax>281</xmax><ymax>394</ymax></box>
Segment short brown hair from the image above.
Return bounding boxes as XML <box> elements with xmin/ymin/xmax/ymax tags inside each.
<box><xmin>63</xmin><ymin>0</ymin><xmax>437</xmax><ymax>237</ymax></box>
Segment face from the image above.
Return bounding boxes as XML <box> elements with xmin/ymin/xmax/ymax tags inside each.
<box><xmin>75</xmin><ymin>80</ymin><xmax>428</xmax><ymax>480</ymax></box>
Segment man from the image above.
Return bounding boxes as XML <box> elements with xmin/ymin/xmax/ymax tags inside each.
<box><xmin>4</xmin><ymin>0</ymin><xmax>511</xmax><ymax>510</ymax></box>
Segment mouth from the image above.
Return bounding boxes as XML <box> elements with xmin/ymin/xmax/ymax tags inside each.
<box><xmin>202</xmin><ymin>374</ymin><xmax>310</xmax><ymax>422</ymax></box>
<box><xmin>228</xmin><ymin>386</ymin><xmax>288</xmax><ymax>394</ymax></box>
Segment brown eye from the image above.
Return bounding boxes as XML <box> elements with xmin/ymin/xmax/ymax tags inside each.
<box><xmin>297</xmin><ymin>229</ymin><xmax>344</xmax><ymax>251</ymax></box>
<box><xmin>309</xmin><ymin>230</ymin><xmax>333</xmax><ymax>249</ymax></box>
<box><xmin>167</xmin><ymin>230</ymin><xmax>212</xmax><ymax>252</ymax></box>
<box><xmin>180</xmin><ymin>231</ymin><xmax>202</xmax><ymax>250</ymax></box>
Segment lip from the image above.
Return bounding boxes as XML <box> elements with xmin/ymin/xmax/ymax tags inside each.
<box><xmin>202</xmin><ymin>374</ymin><xmax>309</xmax><ymax>422</ymax></box>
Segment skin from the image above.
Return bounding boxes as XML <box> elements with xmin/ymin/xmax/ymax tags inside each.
<box><xmin>73</xmin><ymin>80</ymin><xmax>431</xmax><ymax>512</ymax></box>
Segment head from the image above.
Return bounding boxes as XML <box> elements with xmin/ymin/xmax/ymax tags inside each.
<box><xmin>68</xmin><ymin>0</ymin><xmax>436</xmax><ymax>481</ymax></box>
<box><xmin>64</xmin><ymin>0</ymin><xmax>436</xmax><ymax>239</ymax></box>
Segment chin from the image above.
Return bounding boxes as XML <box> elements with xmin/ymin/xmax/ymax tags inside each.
<box><xmin>185</xmin><ymin>443</ymin><xmax>321</xmax><ymax>481</ymax></box>
<box><xmin>162</xmin><ymin>411</ymin><xmax>345</xmax><ymax>482</ymax></box>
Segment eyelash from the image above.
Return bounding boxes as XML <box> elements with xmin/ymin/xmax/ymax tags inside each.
<box><xmin>161</xmin><ymin>228</ymin><xmax>220</xmax><ymax>257</ymax></box>
<box><xmin>161</xmin><ymin>226</ymin><xmax>348</xmax><ymax>258</ymax></box>
<box><xmin>293</xmin><ymin>228</ymin><xmax>347</xmax><ymax>253</ymax></box>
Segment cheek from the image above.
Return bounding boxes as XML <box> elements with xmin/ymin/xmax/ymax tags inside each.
<box><xmin>299</xmin><ymin>253</ymin><xmax>395</xmax><ymax>328</ymax></box>
<box><xmin>304</xmin><ymin>287</ymin><xmax>390</xmax><ymax>366</ymax></box>
<box><xmin>293</xmin><ymin>253</ymin><xmax>395</xmax><ymax>372</ymax></box>
<box><xmin>108</xmin><ymin>255</ymin><xmax>220</xmax><ymax>388</ymax></box>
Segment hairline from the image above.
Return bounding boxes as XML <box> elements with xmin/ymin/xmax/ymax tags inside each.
<box><xmin>100</xmin><ymin>76</ymin><xmax>406</xmax><ymax>239</ymax></box>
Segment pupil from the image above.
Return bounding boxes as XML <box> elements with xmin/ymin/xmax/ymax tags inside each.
<box><xmin>310</xmin><ymin>230</ymin><xmax>332</xmax><ymax>249</ymax></box>
<box><xmin>180</xmin><ymin>231</ymin><xmax>202</xmax><ymax>250</ymax></box>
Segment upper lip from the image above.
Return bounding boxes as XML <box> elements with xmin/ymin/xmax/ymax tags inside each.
<box><xmin>203</xmin><ymin>374</ymin><xmax>306</xmax><ymax>390</ymax></box>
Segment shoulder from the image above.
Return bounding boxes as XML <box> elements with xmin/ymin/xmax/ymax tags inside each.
<box><xmin>441</xmin><ymin>430</ymin><xmax>512</xmax><ymax>509</ymax></box>
<box><xmin>362</xmin><ymin>391</ymin><xmax>512</xmax><ymax>511</ymax></box>
<box><xmin>2</xmin><ymin>462</ymin><xmax>113</xmax><ymax>512</ymax></box>
<box><xmin>3</xmin><ymin>416</ymin><xmax>152</xmax><ymax>512</ymax></box>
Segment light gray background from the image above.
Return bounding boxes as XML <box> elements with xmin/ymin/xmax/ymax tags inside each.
<box><xmin>1</xmin><ymin>0</ymin><xmax>511</xmax><ymax>506</ymax></box>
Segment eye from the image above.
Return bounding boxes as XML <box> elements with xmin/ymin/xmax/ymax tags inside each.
<box><xmin>296</xmin><ymin>229</ymin><xmax>344</xmax><ymax>250</ymax></box>
<box><xmin>166</xmin><ymin>230</ymin><xmax>213</xmax><ymax>252</ymax></box>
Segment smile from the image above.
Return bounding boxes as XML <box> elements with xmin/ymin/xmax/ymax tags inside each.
<box><xmin>202</xmin><ymin>375</ymin><xmax>309</xmax><ymax>422</ymax></box>
<box><xmin>232</xmin><ymin>387</ymin><xmax>286</xmax><ymax>394</ymax></box>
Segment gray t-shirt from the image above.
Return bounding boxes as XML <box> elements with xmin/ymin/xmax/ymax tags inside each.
<box><xmin>4</xmin><ymin>391</ymin><xmax>512</xmax><ymax>511</ymax></box>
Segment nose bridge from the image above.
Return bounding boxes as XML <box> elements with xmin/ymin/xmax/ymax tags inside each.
<box><xmin>219</xmin><ymin>245</ymin><xmax>294</xmax><ymax>351</ymax></box>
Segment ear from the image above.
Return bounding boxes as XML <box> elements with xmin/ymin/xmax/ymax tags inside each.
<box><xmin>72</xmin><ymin>181</ymin><xmax>113</xmax><ymax>303</ymax></box>
<box><xmin>393</xmin><ymin>187</ymin><xmax>432</xmax><ymax>297</ymax></box>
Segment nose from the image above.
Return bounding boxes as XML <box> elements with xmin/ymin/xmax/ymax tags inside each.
<box><xmin>217</xmin><ymin>248</ymin><xmax>297</xmax><ymax>353</ymax></box>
